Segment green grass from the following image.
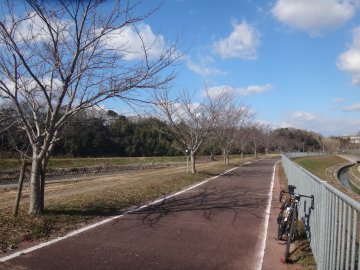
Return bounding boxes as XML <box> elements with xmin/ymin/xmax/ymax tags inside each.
<box><xmin>351</xmin><ymin>165</ymin><xmax>360</xmax><ymax>179</ymax></box>
<box><xmin>293</xmin><ymin>156</ymin><xmax>347</xmax><ymax>180</ymax></box>
<box><xmin>0</xmin><ymin>159</ymin><xmax>23</xmax><ymax>171</ymax></box>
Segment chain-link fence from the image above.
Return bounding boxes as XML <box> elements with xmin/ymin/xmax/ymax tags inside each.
<box><xmin>282</xmin><ymin>153</ymin><xmax>360</xmax><ymax>270</ymax></box>
<box><xmin>0</xmin><ymin>162</ymin><xmax>187</xmax><ymax>188</ymax></box>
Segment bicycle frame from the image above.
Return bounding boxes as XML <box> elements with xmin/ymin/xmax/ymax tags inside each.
<box><xmin>278</xmin><ymin>186</ymin><xmax>313</xmax><ymax>262</ymax></box>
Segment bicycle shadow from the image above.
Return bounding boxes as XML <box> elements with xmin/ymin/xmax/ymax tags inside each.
<box><xmin>301</xmin><ymin>198</ymin><xmax>314</xmax><ymax>241</ymax></box>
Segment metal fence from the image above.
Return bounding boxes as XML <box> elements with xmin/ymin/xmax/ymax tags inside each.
<box><xmin>285</xmin><ymin>152</ymin><xmax>328</xmax><ymax>159</ymax></box>
<box><xmin>282</xmin><ymin>153</ymin><xmax>360</xmax><ymax>270</ymax></box>
<box><xmin>0</xmin><ymin>162</ymin><xmax>186</xmax><ymax>188</ymax></box>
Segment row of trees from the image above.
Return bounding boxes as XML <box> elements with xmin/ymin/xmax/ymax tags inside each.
<box><xmin>1</xmin><ymin>111</ymin><xmax>180</xmax><ymax>157</ymax></box>
<box><xmin>1</xmin><ymin>106</ymin><xmax>324</xmax><ymax>162</ymax></box>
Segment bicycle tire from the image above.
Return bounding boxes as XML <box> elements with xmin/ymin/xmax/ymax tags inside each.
<box><xmin>285</xmin><ymin>208</ymin><xmax>296</xmax><ymax>262</ymax></box>
<box><xmin>277</xmin><ymin>221</ymin><xmax>284</xmax><ymax>240</ymax></box>
<box><xmin>292</xmin><ymin>209</ymin><xmax>298</xmax><ymax>241</ymax></box>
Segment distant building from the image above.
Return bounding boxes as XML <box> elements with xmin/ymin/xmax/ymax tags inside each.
<box><xmin>350</xmin><ymin>136</ymin><xmax>360</xmax><ymax>144</ymax></box>
<box><xmin>342</xmin><ymin>135</ymin><xmax>360</xmax><ymax>144</ymax></box>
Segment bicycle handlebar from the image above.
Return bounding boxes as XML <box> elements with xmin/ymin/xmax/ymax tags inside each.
<box><xmin>279</xmin><ymin>189</ymin><xmax>313</xmax><ymax>202</ymax></box>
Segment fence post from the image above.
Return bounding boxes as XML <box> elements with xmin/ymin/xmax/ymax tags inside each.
<box><xmin>318</xmin><ymin>184</ymin><xmax>327</xmax><ymax>270</ymax></box>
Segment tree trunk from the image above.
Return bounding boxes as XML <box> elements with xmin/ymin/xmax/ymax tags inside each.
<box><xmin>187</xmin><ymin>155</ymin><xmax>190</xmax><ymax>173</ymax></box>
<box><xmin>40</xmin><ymin>163</ymin><xmax>46</xmax><ymax>212</ymax></box>
<box><xmin>40</xmin><ymin>155</ymin><xmax>50</xmax><ymax>212</ymax></box>
<box><xmin>29</xmin><ymin>157</ymin><xmax>44</xmax><ymax>215</ymax></box>
<box><xmin>222</xmin><ymin>148</ymin><xmax>230</xmax><ymax>165</ymax></box>
<box><xmin>13</xmin><ymin>161</ymin><xmax>28</xmax><ymax>217</ymax></box>
<box><xmin>190</xmin><ymin>152</ymin><xmax>196</xmax><ymax>173</ymax></box>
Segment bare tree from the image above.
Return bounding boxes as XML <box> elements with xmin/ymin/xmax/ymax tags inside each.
<box><xmin>248</xmin><ymin>124</ymin><xmax>265</xmax><ymax>158</ymax></box>
<box><xmin>154</xmin><ymin>89</ymin><xmax>222</xmax><ymax>173</ymax></box>
<box><xmin>211</xmin><ymin>89</ymin><xmax>252</xmax><ymax>164</ymax></box>
<box><xmin>236</xmin><ymin>126</ymin><xmax>252</xmax><ymax>160</ymax></box>
<box><xmin>0</xmin><ymin>0</ymin><xmax>178</xmax><ymax>215</ymax></box>
<box><xmin>272</xmin><ymin>133</ymin><xmax>291</xmax><ymax>153</ymax></box>
<box><xmin>262</xmin><ymin>124</ymin><xmax>273</xmax><ymax>155</ymax></box>
<box><xmin>322</xmin><ymin>137</ymin><xmax>340</xmax><ymax>153</ymax></box>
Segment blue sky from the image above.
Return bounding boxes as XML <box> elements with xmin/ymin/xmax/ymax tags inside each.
<box><xmin>114</xmin><ymin>0</ymin><xmax>360</xmax><ymax>137</ymax></box>
<box><xmin>5</xmin><ymin>0</ymin><xmax>360</xmax><ymax>136</ymax></box>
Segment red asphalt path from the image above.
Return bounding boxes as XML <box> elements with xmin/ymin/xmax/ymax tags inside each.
<box><xmin>1</xmin><ymin>159</ymin><xmax>278</xmax><ymax>270</ymax></box>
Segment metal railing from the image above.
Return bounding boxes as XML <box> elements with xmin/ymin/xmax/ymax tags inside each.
<box><xmin>285</xmin><ymin>152</ymin><xmax>327</xmax><ymax>159</ymax></box>
<box><xmin>282</xmin><ymin>153</ymin><xmax>360</xmax><ymax>270</ymax></box>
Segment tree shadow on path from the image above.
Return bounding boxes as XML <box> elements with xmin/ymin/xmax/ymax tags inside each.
<box><xmin>129</xmin><ymin>180</ymin><xmax>269</xmax><ymax>228</ymax></box>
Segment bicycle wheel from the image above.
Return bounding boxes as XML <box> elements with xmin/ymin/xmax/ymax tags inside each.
<box><xmin>277</xmin><ymin>211</ymin><xmax>283</xmax><ymax>240</ymax></box>
<box><xmin>277</xmin><ymin>221</ymin><xmax>284</xmax><ymax>240</ymax></box>
<box><xmin>285</xmin><ymin>209</ymin><xmax>296</xmax><ymax>262</ymax></box>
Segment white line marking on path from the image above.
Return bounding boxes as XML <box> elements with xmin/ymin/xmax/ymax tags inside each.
<box><xmin>254</xmin><ymin>161</ymin><xmax>276</xmax><ymax>270</ymax></box>
<box><xmin>0</xmin><ymin>161</ymin><xmax>251</xmax><ymax>262</ymax></box>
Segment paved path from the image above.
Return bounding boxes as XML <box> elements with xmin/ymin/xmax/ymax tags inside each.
<box><xmin>2</xmin><ymin>159</ymin><xmax>278</xmax><ymax>270</ymax></box>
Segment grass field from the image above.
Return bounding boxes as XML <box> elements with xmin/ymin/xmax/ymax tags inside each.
<box><xmin>351</xmin><ymin>165</ymin><xmax>360</xmax><ymax>180</ymax></box>
<box><xmin>0</xmin><ymin>156</ymin><xmax>189</xmax><ymax>171</ymax></box>
<box><xmin>0</xmin><ymin>155</ymin><xmax>254</xmax><ymax>171</ymax></box>
<box><xmin>292</xmin><ymin>155</ymin><xmax>347</xmax><ymax>181</ymax></box>
<box><xmin>0</xmin><ymin>156</ymin><xmax>254</xmax><ymax>255</ymax></box>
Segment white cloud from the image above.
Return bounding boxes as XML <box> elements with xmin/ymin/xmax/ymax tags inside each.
<box><xmin>4</xmin><ymin>13</ymin><xmax>166</xmax><ymax>62</ymax></box>
<box><xmin>212</xmin><ymin>20</ymin><xmax>261</xmax><ymax>60</ymax></box>
<box><xmin>343</xmin><ymin>102</ymin><xmax>360</xmax><ymax>111</ymax></box>
<box><xmin>1</xmin><ymin>76</ymin><xmax>62</xmax><ymax>96</ymax></box>
<box><xmin>280</xmin><ymin>111</ymin><xmax>360</xmax><ymax>136</ymax></box>
<box><xmin>333</xmin><ymin>98</ymin><xmax>345</xmax><ymax>103</ymax></box>
<box><xmin>291</xmin><ymin>111</ymin><xmax>317</xmax><ymax>121</ymax></box>
<box><xmin>186</xmin><ymin>58</ymin><xmax>227</xmax><ymax>77</ymax></box>
<box><xmin>272</xmin><ymin>0</ymin><xmax>355</xmax><ymax>35</ymax></box>
<box><xmin>204</xmin><ymin>83</ymin><xmax>272</xmax><ymax>98</ymax></box>
<box><xmin>103</xmin><ymin>23</ymin><xmax>166</xmax><ymax>61</ymax></box>
<box><xmin>205</xmin><ymin>85</ymin><xmax>235</xmax><ymax>98</ymax></box>
<box><xmin>239</xmin><ymin>83</ymin><xmax>273</xmax><ymax>96</ymax></box>
<box><xmin>3</xmin><ymin>12</ymin><xmax>71</xmax><ymax>44</ymax></box>
<box><xmin>337</xmin><ymin>27</ymin><xmax>360</xmax><ymax>84</ymax></box>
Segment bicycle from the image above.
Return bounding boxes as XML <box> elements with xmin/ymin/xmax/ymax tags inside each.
<box><xmin>277</xmin><ymin>185</ymin><xmax>313</xmax><ymax>262</ymax></box>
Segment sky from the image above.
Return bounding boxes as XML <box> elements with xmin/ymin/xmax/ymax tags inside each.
<box><xmin>108</xmin><ymin>0</ymin><xmax>360</xmax><ymax>137</ymax></box>
<box><xmin>4</xmin><ymin>0</ymin><xmax>360</xmax><ymax>137</ymax></box>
